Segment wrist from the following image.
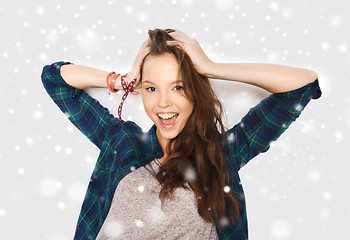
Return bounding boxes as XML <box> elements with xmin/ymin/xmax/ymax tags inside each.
<box><xmin>113</xmin><ymin>74</ymin><xmax>123</xmax><ymax>90</ymax></box>
<box><xmin>200</xmin><ymin>61</ymin><xmax>216</xmax><ymax>78</ymax></box>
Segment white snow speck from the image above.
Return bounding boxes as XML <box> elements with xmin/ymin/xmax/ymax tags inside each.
<box><xmin>0</xmin><ymin>208</ymin><xmax>7</xmax><ymax>217</ymax></box>
<box><xmin>67</xmin><ymin>182</ymin><xmax>86</xmax><ymax>203</ymax></box>
<box><xmin>146</xmin><ymin>204</ymin><xmax>167</xmax><ymax>223</ymax></box>
<box><xmin>218</xmin><ymin>216</ymin><xmax>230</xmax><ymax>228</ymax></box>
<box><xmin>138</xmin><ymin>185</ymin><xmax>145</xmax><ymax>192</ymax></box>
<box><xmin>320</xmin><ymin>42</ymin><xmax>330</xmax><ymax>51</ymax></box>
<box><xmin>223</xmin><ymin>186</ymin><xmax>230</xmax><ymax>193</ymax></box>
<box><xmin>214</xmin><ymin>0</ymin><xmax>234</xmax><ymax>10</ymax></box>
<box><xmin>270</xmin><ymin>193</ymin><xmax>280</xmax><ymax>203</ymax></box>
<box><xmin>329</xmin><ymin>14</ymin><xmax>341</xmax><ymax>27</ymax></box>
<box><xmin>282</xmin><ymin>7</ymin><xmax>294</xmax><ymax>18</ymax></box>
<box><xmin>65</xmin><ymin>147</ymin><xmax>72</xmax><ymax>154</ymax></box>
<box><xmin>103</xmin><ymin>220</ymin><xmax>124</xmax><ymax>237</ymax></box>
<box><xmin>183</xmin><ymin>166</ymin><xmax>197</xmax><ymax>182</ymax></box>
<box><xmin>64</xmin><ymin>112</ymin><xmax>71</xmax><ymax>118</ymax></box>
<box><xmin>85</xmin><ymin>155</ymin><xmax>94</xmax><ymax>164</ymax></box>
<box><xmin>125</xmin><ymin>5</ymin><xmax>134</xmax><ymax>14</ymax></box>
<box><xmin>338</xmin><ymin>44</ymin><xmax>347</xmax><ymax>53</ymax></box>
<box><xmin>18</xmin><ymin>168</ymin><xmax>25</xmax><ymax>175</ymax></box>
<box><xmin>57</xmin><ymin>201</ymin><xmax>66</xmax><ymax>210</ymax></box>
<box><xmin>39</xmin><ymin>53</ymin><xmax>48</xmax><ymax>61</ymax></box>
<box><xmin>320</xmin><ymin>209</ymin><xmax>330</xmax><ymax>219</ymax></box>
<box><xmin>25</xmin><ymin>137</ymin><xmax>34</xmax><ymax>145</ymax></box>
<box><xmin>334</xmin><ymin>131</ymin><xmax>343</xmax><ymax>142</ymax></box>
<box><xmin>270</xmin><ymin>2</ymin><xmax>279</xmax><ymax>10</ymax></box>
<box><xmin>138</xmin><ymin>11</ymin><xmax>149</xmax><ymax>22</ymax></box>
<box><xmin>180</xmin><ymin>0</ymin><xmax>195</xmax><ymax>8</ymax></box>
<box><xmin>308</xmin><ymin>169</ymin><xmax>321</xmax><ymax>182</ymax></box>
<box><xmin>76</xmin><ymin>29</ymin><xmax>101</xmax><ymax>53</ymax></box>
<box><xmin>39</xmin><ymin>177</ymin><xmax>61</xmax><ymax>197</ymax></box>
<box><xmin>54</xmin><ymin>145</ymin><xmax>62</xmax><ymax>152</ymax></box>
<box><xmin>67</xmin><ymin>125</ymin><xmax>74</xmax><ymax>132</ymax></box>
<box><xmin>322</xmin><ymin>191</ymin><xmax>332</xmax><ymax>201</ymax></box>
<box><xmin>135</xmin><ymin>219</ymin><xmax>144</xmax><ymax>227</ymax></box>
<box><xmin>36</xmin><ymin>6</ymin><xmax>45</xmax><ymax>15</ymax></box>
<box><xmin>270</xmin><ymin>220</ymin><xmax>291</xmax><ymax>239</ymax></box>
<box><xmin>33</xmin><ymin>110</ymin><xmax>43</xmax><ymax>119</ymax></box>
<box><xmin>294</xmin><ymin>103</ymin><xmax>303</xmax><ymax>111</ymax></box>
<box><xmin>227</xmin><ymin>133</ymin><xmax>235</xmax><ymax>143</ymax></box>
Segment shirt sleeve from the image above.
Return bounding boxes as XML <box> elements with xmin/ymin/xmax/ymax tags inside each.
<box><xmin>41</xmin><ymin>61</ymin><xmax>118</xmax><ymax>150</ymax></box>
<box><xmin>225</xmin><ymin>78</ymin><xmax>322</xmax><ymax>170</ymax></box>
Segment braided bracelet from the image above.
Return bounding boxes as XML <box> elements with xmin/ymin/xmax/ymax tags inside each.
<box><xmin>117</xmin><ymin>73</ymin><xmax>139</xmax><ymax>120</ymax></box>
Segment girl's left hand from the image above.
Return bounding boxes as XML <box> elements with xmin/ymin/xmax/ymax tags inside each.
<box><xmin>167</xmin><ymin>30</ymin><xmax>213</xmax><ymax>75</ymax></box>
<box><xmin>127</xmin><ymin>39</ymin><xmax>150</xmax><ymax>89</ymax></box>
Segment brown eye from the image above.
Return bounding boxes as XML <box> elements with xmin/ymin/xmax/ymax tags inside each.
<box><xmin>146</xmin><ymin>87</ymin><xmax>156</xmax><ymax>92</ymax></box>
<box><xmin>174</xmin><ymin>86</ymin><xmax>184</xmax><ymax>91</ymax></box>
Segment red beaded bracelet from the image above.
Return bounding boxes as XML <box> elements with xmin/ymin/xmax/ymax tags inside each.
<box><xmin>106</xmin><ymin>71</ymin><xmax>120</xmax><ymax>95</ymax></box>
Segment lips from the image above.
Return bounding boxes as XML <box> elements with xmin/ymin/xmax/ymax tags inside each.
<box><xmin>157</xmin><ymin>112</ymin><xmax>178</xmax><ymax>128</ymax></box>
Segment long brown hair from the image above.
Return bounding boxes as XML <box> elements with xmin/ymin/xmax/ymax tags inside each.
<box><xmin>140</xmin><ymin>28</ymin><xmax>241</xmax><ymax>233</ymax></box>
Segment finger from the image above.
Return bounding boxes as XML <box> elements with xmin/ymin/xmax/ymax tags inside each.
<box><xmin>166</xmin><ymin>40</ymin><xmax>185</xmax><ymax>49</ymax></box>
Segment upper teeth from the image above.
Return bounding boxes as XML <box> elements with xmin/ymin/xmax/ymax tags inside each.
<box><xmin>158</xmin><ymin>113</ymin><xmax>177</xmax><ymax>119</ymax></box>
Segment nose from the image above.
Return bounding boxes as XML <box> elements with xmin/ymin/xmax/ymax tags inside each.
<box><xmin>157</xmin><ymin>91</ymin><xmax>172</xmax><ymax>108</ymax></box>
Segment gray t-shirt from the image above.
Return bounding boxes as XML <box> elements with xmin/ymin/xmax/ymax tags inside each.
<box><xmin>96</xmin><ymin>159</ymin><xmax>219</xmax><ymax>239</ymax></box>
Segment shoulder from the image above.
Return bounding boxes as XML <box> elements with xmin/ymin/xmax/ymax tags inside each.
<box><xmin>108</xmin><ymin>119</ymin><xmax>144</xmax><ymax>146</ymax></box>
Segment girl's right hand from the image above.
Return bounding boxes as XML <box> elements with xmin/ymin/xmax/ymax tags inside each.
<box><xmin>125</xmin><ymin>39</ymin><xmax>150</xmax><ymax>89</ymax></box>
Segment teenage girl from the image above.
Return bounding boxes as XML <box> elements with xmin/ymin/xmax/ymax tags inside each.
<box><xmin>41</xmin><ymin>28</ymin><xmax>321</xmax><ymax>239</ymax></box>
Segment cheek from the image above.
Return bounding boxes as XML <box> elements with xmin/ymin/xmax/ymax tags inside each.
<box><xmin>178</xmin><ymin>97</ymin><xmax>194</xmax><ymax>115</ymax></box>
<box><xmin>142</xmin><ymin>95</ymin><xmax>154</xmax><ymax>116</ymax></box>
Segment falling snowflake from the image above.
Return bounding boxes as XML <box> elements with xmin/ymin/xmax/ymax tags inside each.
<box><xmin>0</xmin><ymin>208</ymin><xmax>7</xmax><ymax>217</ymax></box>
<box><xmin>223</xmin><ymin>186</ymin><xmax>230</xmax><ymax>193</ymax></box>
<box><xmin>103</xmin><ymin>220</ymin><xmax>125</xmax><ymax>237</ymax></box>
<box><xmin>218</xmin><ymin>216</ymin><xmax>230</xmax><ymax>228</ymax></box>
<box><xmin>135</xmin><ymin>219</ymin><xmax>144</xmax><ymax>227</ymax></box>
<box><xmin>294</xmin><ymin>103</ymin><xmax>303</xmax><ymax>111</ymax></box>
<box><xmin>270</xmin><ymin>220</ymin><xmax>291</xmax><ymax>239</ymax></box>
<box><xmin>183</xmin><ymin>166</ymin><xmax>197</xmax><ymax>182</ymax></box>
<box><xmin>39</xmin><ymin>177</ymin><xmax>62</xmax><ymax>197</ymax></box>
<box><xmin>227</xmin><ymin>133</ymin><xmax>235</xmax><ymax>143</ymax></box>
<box><xmin>322</xmin><ymin>191</ymin><xmax>332</xmax><ymax>201</ymax></box>
<box><xmin>146</xmin><ymin>204</ymin><xmax>167</xmax><ymax>223</ymax></box>
<box><xmin>138</xmin><ymin>185</ymin><xmax>145</xmax><ymax>192</ymax></box>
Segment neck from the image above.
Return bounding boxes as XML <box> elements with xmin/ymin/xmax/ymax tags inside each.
<box><xmin>156</xmin><ymin>129</ymin><xmax>171</xmax><ymax>165</ymax></box>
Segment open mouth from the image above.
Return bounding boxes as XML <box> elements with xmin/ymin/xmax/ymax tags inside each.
<box><xmin>157</xmin><ymin>113</ymin><xmax>179</xmax><ymax>128</ymax></box>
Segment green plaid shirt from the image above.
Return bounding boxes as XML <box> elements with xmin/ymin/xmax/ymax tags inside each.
<box><xmin>41</xmin><ymin>61</ymin><xmax>322</xmax><ymax>240</ymax></box>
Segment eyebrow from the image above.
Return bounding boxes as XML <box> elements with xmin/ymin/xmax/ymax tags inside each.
<box><xmin>143</xmin><ymin>80</ymin><xmax>183</xmax><ymax>85</ymax></box>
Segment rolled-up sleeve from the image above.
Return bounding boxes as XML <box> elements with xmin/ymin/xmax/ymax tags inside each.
<box><xmin>41</xmin><ymin>61</ymin><xmax>118</xmax><ymax>149</ymax></box>
<box><xmin>225</xmin><ymin>78</ymin><xmax>322</xmax><ymax>170</ymax></box>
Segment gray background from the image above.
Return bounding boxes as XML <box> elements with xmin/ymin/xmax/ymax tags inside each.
<box><xmin>1</xmin><ymin>0</ymin><xmax>348</xmax><ymax>239</ymax></box>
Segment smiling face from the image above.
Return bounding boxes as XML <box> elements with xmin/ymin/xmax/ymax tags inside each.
<box><xmin>141</xmin><ymin>53</ymin><xmax>194</xmax><ymax>151</ymax></box>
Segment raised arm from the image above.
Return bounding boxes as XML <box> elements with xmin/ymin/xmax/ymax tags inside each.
<box><xmin>60</xmin><ymin>64</ymin><xmax>122</xmax><ymax>90</ymax></box>
<box><xmin>203</xmin><ymin>62</ymin><xmax>318</xmax><ymax>93</ymax></box>
<box><xmin>167</xmin><ymin>30</ymin><xmax>322</xmax><ymax>171</ymax></box>
<box><xmin>41</xmin><ymin>61</ymin><xmax>118</xmax><ymax>149</ymax></box>
<box><xmin>60</xmin><ymin>40</ymin><xmax>150</xmax><ymax>90</ymax></box>
<box><xmin>167</xmin><ymin>30</ymin><xmax>318</xmax><ymax>93</ymax></box>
